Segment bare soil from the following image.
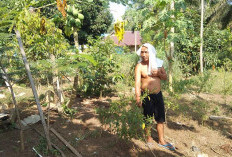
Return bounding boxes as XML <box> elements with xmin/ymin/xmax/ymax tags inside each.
<box><xmin>0</xmin><ymin>92</ymin><xmax>231</xmax><ymax>157</ymax></box>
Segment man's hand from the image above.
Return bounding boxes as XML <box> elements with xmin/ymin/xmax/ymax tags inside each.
<box><xmin>151</xmin><ymin>68</ymin><xmax>159</xmax><ymax>77</ymax></box>
<box><xmin>136</xmin><ymin>98</ymin><xmax>142</xmax><ymax>107</ymax></box>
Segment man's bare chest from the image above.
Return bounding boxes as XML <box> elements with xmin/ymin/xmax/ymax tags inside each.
<box><xmin>141</xmin><ymin>65</ymin><xmax>149</xmax><ymax>78</ymax></box>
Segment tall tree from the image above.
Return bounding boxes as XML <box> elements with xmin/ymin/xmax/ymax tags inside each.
<box><xmin>200</xmin><ymin>0</ymin><xmax>204</xmax><ymax>73</ymax></box>
<box><xmin>52</xmin><ymin>0</ymin><xmax>113</xmax><ymax>46</ymax></box>
<box><xmin>78</xmin><ymin>0</ymin><xmax>113</xmax><ymax>45</ymax></box>
<box><xmin>169</xmin><ymin>0</ymin><xmax>175</xmax><ymax>91</ymax></box>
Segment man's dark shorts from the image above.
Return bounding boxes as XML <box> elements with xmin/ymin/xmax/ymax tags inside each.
<box><xmin>142</xmin><ymin>91</ymin><xmax>165</xmax><ymax>123</ymax></box>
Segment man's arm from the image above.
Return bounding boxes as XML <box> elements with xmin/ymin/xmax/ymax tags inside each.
<box><xmin>135</xmin><ymin>64</ymin><xmax>142</xmax><ymax>107</ymax></box>
<box><xmin>158</xmin><ymin>67</ymin><xmax>167</xmax><ymax>80</ymax></box>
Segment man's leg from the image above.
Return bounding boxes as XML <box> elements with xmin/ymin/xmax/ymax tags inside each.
<box><xmin>157</xmin><ymin>122</ymin><xmax>167</xmax><ymax>145</ymax></box>
<box><xmin>145</xmin><ymin>125</ymin><xmax>153</xmax><ymax>142</ymax></box>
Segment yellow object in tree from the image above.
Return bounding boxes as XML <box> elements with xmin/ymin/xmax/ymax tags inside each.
<box><xmin>56</xmin><ymin>0</ymin><xmax>67</xmax><ymax>17</ymax></box>
<box><xmin>114</xmin><ymin>20</ymin><xmax>125</xmax><ymax>43</ymax></box>
<box><xmin>142</xmin><ymin>123</ymin><xmax>145</xmax><ymax>130</ymax></box>
<box><xmin>40</xmin><ymin>18</ymin><xmax>46</xmax><ymax>35</ymax></box>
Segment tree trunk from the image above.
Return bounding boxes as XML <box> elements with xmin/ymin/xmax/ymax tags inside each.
<box><xmin>0</xmin><ymin>66</ymin><xmax>25</xmax><ymax>151</ymax></box>
<box><xmin>169</xmin><ymin>1</ymin><xmax>175</xmax><ymax>92</ymax></box>
<box><xmin>200</xmin><ymin>0</ymin><xmax>204</xmax><ymax>73</ymax></box>
<box><xmin>57</xmin><ymin>77</ymin><xmax>64</xmax><ymax>103</ymax></box>
<box><xmin>73</xmin><ymin>27</ymin><xmax>79</xmax><ymax>49</ymax></box>
<box><xmin>15</xmin><ymin>30</ymin><xmax>52</xmax><ymax>150</ymax></box>
<box><xmin>73</xmin><ymin>27</ymin><xmax>80</xmax><ymax>95</ymax></box>
<box><xmin>50</xmin><ymin>54</ymin><xmax>63</xmax><ymax>113</ymax></box>
<box><xmin>168</xmin><ymin>60</ymin><xmax>173</xmax><ymax>92</ymax></box>
<box><xmin>73</xmin><ymin>73</ymin><xmax>79</xmax><ymax>92</ymax></box>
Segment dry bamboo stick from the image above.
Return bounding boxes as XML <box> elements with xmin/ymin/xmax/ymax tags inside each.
<box><xmin>50</xmin><ymin>127</ymin><xmax>82</xmax><ymax>157</ymax></box>
<box><xmin>32</xmin><ymin>127</ymin><xmax>66</xmax><ymax>157</ymax></box>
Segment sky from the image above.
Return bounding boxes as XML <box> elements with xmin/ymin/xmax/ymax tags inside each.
<box><xmin>109</xmin><ymin>2</ymin><xmax>126</xmax><ymax>22</ymax></box>
<box><xmin>228</xmin><ymin>0</ymin><xmax>232</xmax><ymax>5</ymax></box>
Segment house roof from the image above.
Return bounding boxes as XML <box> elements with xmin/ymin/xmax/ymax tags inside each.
<box><xmin>108</xmin><ymin>31</ymin><xmax>142</xmax><ymax>46</ymax></box>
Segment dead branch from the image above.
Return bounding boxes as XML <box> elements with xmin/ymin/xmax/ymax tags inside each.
<box><xmin>209</xmin><ymin>115</ymin><xmax>232</xmax><ymax>121</ymax></box>
<box><xmin>210</xmin><ymin>147</ymin><xmax>226</xmax><ymax>157</ymax></box>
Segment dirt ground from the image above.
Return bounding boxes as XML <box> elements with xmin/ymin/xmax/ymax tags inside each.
<box><xmin>0</xmin><ymin>92</ymin><xmax>232</xmax><ymax>157</ymax></box>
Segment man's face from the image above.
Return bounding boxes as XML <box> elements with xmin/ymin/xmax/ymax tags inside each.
<box><xmin>141</xmin><ymin>46</ymin><xmax>149</xmax><ymax>62</ymax></box>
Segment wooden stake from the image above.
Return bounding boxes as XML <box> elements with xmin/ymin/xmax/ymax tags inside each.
<box><xmin>50</xmin><ymin>127</ymin><xmax>82</xmax><ymax>157</ymax></box>
<box><xmin>15</xmin><ymin>29</ymin><xmax>52</xmax><ymax>150</ymax></box>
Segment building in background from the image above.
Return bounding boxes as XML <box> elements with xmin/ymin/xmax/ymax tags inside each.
<box><xmin>108</xmin><ymin>31</ymin><xmax>142</xmax><ymax>53</ymax></box>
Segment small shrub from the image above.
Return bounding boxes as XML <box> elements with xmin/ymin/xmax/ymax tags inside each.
<box><xmin>62</xmin><ymin>101</ymin><xmax>77</xmax><ymax>119</ymax></box>
<box><xmin>191</xmin><ymin>71</ymin><xmax>213</xmax><ymax>94</ymax></box>
<box><xmin>191</xmin><ymin>99</ymin><xmax>209</xmax><ymax>125</ymax></box>
<box><xmin>79</xmin><ymin>37</ymin><xmax>120</xmax><ymax>97</ymax></box>
<box><xmin>97</xmin><ymin>96</ymin><xmax>144</xmax><ymax>140</ymax></box>
<box><xmin>35</xmin><ymin>137</ymin><xmax>60</xmax><ymax>156</ymax></box>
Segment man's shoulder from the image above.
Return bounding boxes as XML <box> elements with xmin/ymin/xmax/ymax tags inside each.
<box><xmin>135</xmin><ymin>63</ymin><xmax>142</xmax><ymax>72</ymax></box>
<box><xmin>135</xmin><ymin>62</ymin><xmax>142</xmax><ymax>68</ymax></box>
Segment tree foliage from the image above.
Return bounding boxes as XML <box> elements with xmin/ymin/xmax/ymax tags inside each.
<box><xmin>78</xmin><ymin>0</ymin><xmax>113</xmax><ymax>45</ymax></box>
<box><xmin>122</xmin><ymin>0</ymin><xmax>232</xmax><ymax>75</ymax></box>
<box><xmin>79</xmin><ymin>37</ymin><xmax>120</xmax><ymax>96</ymax></box>
<box><xmin>15</xmin><ymin>9</ymin><xmax>69</xmax><ymax>60</ymax></box>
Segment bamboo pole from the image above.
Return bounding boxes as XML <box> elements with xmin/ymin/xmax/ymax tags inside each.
<box><xmin>15</xmin><ymin>29</ymin><xmax>52</xmax><ymax>150</ymax></box>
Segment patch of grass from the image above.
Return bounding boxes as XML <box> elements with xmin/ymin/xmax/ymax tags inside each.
<box><xmin>88</xmin><ymin>129</ymin><xmax>103</xmax><ymax>138</ymax></box>
<box><xmin>62</xmin><ymin>103</ymin><xmax>77</xmax><ymax>119</ymax></box>
<box><xmin>35</xmin><ymin>137</ymin><xmax>60</xmax><ymax>156</ymax></box>
<box><xmin>203</xmin><ymin>69</ymin><xmax>232</xmax><ymax>94</ymax></box>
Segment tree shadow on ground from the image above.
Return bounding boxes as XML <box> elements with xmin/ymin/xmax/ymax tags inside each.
<box><xmin>166</xmin><ymin>120</ymin><xmax>197</xmax><ymax>132</ymax></box>
<box><xmin>150</xmin><ymin>128</ymin><xmax>185</xmax><ymax>157</ymax></box>
<box><xmin>0</xmin><ymin>110</ymin><xmax>184</xmax><ymax>157</ymax></box>
<box><xmin>166</xmin><ymin>97</ymin><xmax>207</xmax><ymax>125</ymax></box>
<box><xmin>2</xmin><ymin>96</ymin><xmax>187</xmax><ymax>157</ymax></box>
<box><xmin>166</xmin><ymin>95</ymin><xmax>232</xmax><ymax>140</ymax></box>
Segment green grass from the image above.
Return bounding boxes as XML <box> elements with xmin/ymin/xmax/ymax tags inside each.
<box><xmin>112</xmin><ymin>53</ymin><xmax>138</xmax><ymax>94</ymax></box>
<box><xmin>208</xmin><ymin>69</ymin><xmax>232</xmax><ymax>94</ymax></box>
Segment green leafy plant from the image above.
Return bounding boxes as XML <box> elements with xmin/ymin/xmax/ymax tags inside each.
<box><xmin>212</xmin><ymin>106</ymin><xmax>220</xmax><ymax>115</ymax></box>
<box><xmin>192</xmin><ymin>99</ymin><xmax>209</xmax><ymax>125</ymax></box>
<box><xmin>62</xmin><ymin>104</ymin><xmax>77</xmax><ymax>119</ymax></box>
<box><xmin>97</xmin><ymin>95</ymin><xmax>144</xmax><ymax>140</ymax></box>
<box><xmin>35</xmin><ymin>137</ymin><xmax>60</xmax><ymax>156</ymax></box>
<box><xmin>79</xmin><ymin>37</ymin><xmax>121</xmax><ymax>97</ymax></box>
<box><xmin>193</xmin><ymin>71</ymin><xmax>212</xmax><ymax>95</ymax></box>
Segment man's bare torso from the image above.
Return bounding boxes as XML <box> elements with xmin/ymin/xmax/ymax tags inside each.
<box><xmin>139</xmin><ymin>63</ymin><xmax>161</xmax><ymax>94</ymax></box>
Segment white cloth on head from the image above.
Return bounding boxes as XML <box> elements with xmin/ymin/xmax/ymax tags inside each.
<box><xmin>136</xmin><ymin>43</ymin><xmax>163</xmax><ymax>75</ymax></box>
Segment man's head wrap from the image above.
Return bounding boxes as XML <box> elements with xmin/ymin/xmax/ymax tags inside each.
<box><xmin>136</xmin><ymin>43</ymin><xmax>163</xmax><ymax>75</ymax></box>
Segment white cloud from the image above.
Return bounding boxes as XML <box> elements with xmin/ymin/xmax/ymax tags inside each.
<box><xmin>109</xmin><ymin>2</ymin><xmax>126</xmax><ymax>22</ymax></box>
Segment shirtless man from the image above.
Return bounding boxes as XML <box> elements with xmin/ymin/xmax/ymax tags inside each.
<box><xmin>135</xmin><ymin>44</ymin><xmax>175</xmax><ymax>150</ymax></box>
